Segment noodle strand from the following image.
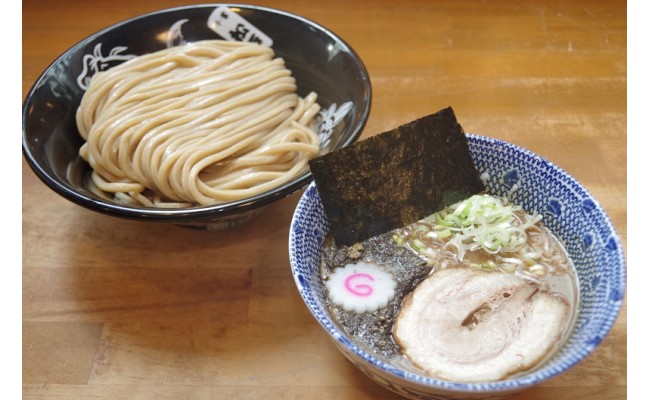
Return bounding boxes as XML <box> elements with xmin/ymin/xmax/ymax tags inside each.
<box><xmin>76</xmin><ymin>40</ymin><xmax>321</xmax><ymax>206</ymax></box>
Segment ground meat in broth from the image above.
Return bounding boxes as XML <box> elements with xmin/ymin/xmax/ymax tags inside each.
<box><xmin>319</xmin><ymin>231</ymin><xmax>433</xmax><ymax>358</ymax></box>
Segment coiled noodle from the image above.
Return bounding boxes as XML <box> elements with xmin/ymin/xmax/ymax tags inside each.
<box><xmin>76</xmin><ymin>40</ymin><xmax>321</xmax><ymax>207</ymax></box>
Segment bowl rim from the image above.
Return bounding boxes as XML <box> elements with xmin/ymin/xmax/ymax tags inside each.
<box><xmin>288</xmin><ymin>133</ymin><xmax>627</xmax><ymax>394</ymax></box>
<box><xmin>22</xmin><ymin>3</ymin><xmax>372</xmax><ymax>222</ymax></box>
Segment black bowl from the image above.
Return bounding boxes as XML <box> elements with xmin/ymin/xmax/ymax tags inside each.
<box><xmin>22</xmin><ymin>3</ymin><xmax>371</xmax><ymax>228</ymax></box>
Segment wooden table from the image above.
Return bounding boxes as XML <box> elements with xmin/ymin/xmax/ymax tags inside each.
<box><xmin>22</xmin><ymin>0</ymin><xmax>627</xmax><ymax>398</ymax></box>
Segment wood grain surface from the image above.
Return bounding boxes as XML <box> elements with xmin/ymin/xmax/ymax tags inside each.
<box><xmin>22</xmin><ymin>0</ymin><xmax>627</xmax><ymax>399</ymax></box>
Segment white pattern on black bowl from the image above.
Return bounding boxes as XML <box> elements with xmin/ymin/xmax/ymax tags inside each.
<box><xmin>288</xmin><ymin>133</ymin><xmax>626</xmax><ymax>399</ymax></box>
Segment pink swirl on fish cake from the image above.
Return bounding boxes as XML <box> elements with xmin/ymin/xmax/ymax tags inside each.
<box><xmin>326</xmin><ymin>261</ymin><xmax>397</xmax><ymax>313</ymax></box>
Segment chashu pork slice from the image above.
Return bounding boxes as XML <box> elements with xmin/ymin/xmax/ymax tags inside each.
<box><xmin>393</xmin><ymin>267</ymin><xmax>569</xmax><ymax>382</ymax></box>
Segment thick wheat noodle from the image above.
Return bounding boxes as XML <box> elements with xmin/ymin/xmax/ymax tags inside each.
<box><xmin>76</xmin><ymin>40</ymin><xmax>321</xmax><ymax>207</ymax></box>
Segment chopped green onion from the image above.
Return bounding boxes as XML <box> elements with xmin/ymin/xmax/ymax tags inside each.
<box><xmin>392</xmin><ymin>194</ymin><xmax>543</xmax><ymax>275</ymax></box>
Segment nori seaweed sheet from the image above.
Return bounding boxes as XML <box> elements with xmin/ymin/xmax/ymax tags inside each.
<box><xmin>308</xmin><ymin>107</ymin><xmax>484</xmax><ymax>246</ymax></box>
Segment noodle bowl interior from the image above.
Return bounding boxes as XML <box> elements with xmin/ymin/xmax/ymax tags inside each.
<box><xmin>320</xmin><ymin>193</ymin><xmax>578</xmax><ymax>382</ymax></box>
<box><xmin>76</xmin><ymin>40</ymin><xmax>321</xmax><ymax>208</ymax></box>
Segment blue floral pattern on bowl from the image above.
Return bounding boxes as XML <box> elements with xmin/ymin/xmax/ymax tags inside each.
<box><xmin>288</xmin><ymin>133</ymin><xmax>626</xmax><ymax>399</ymax></box>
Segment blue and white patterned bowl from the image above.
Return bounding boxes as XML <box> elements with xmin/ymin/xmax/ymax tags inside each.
<box><xmin>288</xmin><ymin>133</ymin><xmax>626</xmax><ymax>399</ymax></box>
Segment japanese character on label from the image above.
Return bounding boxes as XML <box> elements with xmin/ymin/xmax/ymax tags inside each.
<box><xmin>229</xmin><ymin>23</ymin><xmax>250</xmax><ymax>42</ymax></box>
<box><xmin>207</xmin><ymin>6</ymin><xmax>273</xmax><ymax>47</ymax></box>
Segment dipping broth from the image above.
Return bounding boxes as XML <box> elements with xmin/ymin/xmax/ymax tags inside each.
<box><xmin>319</xmin><ymin>194</ymin><xmax>579</xmax><ymax>382</ymax></box>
